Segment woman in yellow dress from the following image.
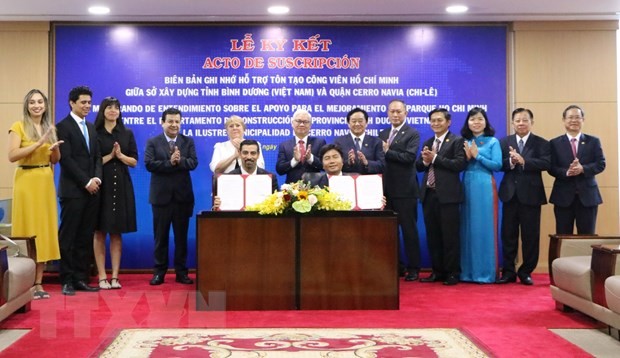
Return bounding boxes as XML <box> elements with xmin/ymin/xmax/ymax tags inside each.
<box><xmin>7</xmin><ymin>89</ymin><xmax>63</xmax><ymax>299</ymax></box>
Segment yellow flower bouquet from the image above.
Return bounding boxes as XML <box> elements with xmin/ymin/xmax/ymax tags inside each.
<box><xmin>245</xmin><ymin>180</ymin><xmax>352</xmax><ymax>215</ymax></box>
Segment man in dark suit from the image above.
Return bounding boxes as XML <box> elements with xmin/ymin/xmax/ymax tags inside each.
<box><xmin>333</xmin><ymin>107</ymin><xmax>384</xmax><ymax>174</ymax></box>
<box><xmin>56</xmin><ymin>85</ymin><xmax>102</xmax><ymax>295</ymax></box>
<box><xmin>379</xmin><ymin>99</ymin><xmax>421</xmax><ymax>281</ymax></box>
<box><xmin>212</xmin><ymin>139</ymin><xmax>278</xmax><ymax>210</ymax></box>
<box><xmin>145</xmin><ymin>108</ymin><xmax>198</xmax><ymax>285</ymax></box>
<box><xmin>416</xmin><ymin>108</ymin><xmax>466</xmax><ymax>286</ymax></box>
<box><xmin>276</xmin><ymin>109</ymin><xmax>326</xmax><ymax>184</ymax></box>
<box><xmin>498</xmin><ymin>108</ymin><xmax>550</xmax><ymax>285</ymax></box>
<box><xmin>549</xmin><ymin>105</ymin><xmax>605</xmax><ymax>234</ymax></box>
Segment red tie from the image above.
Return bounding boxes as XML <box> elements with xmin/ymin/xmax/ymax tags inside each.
<box><xmin>298</xmin><ymin>140</ymin><xmax>306</xmax><ymax>163</ymax></box>
<box><xmin>570</xmin><ymin>138</ymin><xmax>577</xmax><ymax>158</ymax></box>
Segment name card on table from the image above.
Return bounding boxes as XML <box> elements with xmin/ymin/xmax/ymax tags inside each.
<box><xmin>216</xmin><ymin>174</ymin><xmax>273</xmax><ymax>211</ymax></box>
<box><xmin>328</xmin><ymin>174</ymin><xmax>383</xmax><ymax>210</ymax></box>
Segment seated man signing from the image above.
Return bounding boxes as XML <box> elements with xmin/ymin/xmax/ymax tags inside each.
<box><xmin>213</xmin><ymin>139</ymin><xmax>278</xmax><ymax>210</ymax></box>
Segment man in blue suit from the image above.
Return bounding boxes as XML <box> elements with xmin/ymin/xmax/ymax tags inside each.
<box><xmin>333</xmin><ymin>107</ymin><xmax>384</xmax><ymax>174</ymax></box>
<box><xmin>498</xmin><ymin>108</ymin><xmax>550</xmax><ymax>285</ymax></box>
<box><xmin>145</xmin><ymin>107</ymin><xmax>198</xmax><ymax>286</ymax></box>
<box><xmin>549</xmin><ymin>105</ymin><xmax>605</xmax><ymax>235</ymax></box>
<box><xmin>276</xmin><ymin>109</ymin><xmax>326</xmax><ymax>184</ymax></box>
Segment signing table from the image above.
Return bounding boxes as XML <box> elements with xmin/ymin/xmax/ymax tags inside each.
<box><xmin>196</xmin><ymin>210</ymin><xmax>399</xmax><ymax>311</ymax></box>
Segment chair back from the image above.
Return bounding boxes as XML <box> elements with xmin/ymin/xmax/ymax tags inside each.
<box><xmin>301</xmin><ymin>172</ymin><xmax>323</xmax><ymax>187</ymax></box>
<box><xmin>0</xmin><ymin>199</ymin><xmax>12</xmax><ymax>237</ymax></box>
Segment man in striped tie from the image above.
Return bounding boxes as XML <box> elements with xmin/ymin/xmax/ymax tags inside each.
<box><xmin>416</xmin><ymin>108</ymin><xmax>466</xmax><ymax>286</ymax></box>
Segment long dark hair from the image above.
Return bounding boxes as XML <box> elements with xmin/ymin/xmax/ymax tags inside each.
<box><xmin>460</xmin><ymin>107</ymin><xmax>495</xmax><ymax>139</ymax></box>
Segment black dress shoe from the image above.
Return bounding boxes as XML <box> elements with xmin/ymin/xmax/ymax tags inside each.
<box><xmin>496</xmin><ymin>274</ymin><xmax>517</xmax><ymax>284</ymax></box>
<box><xmin>519</xmin><ymin>275</ymin><xmax>534</xmax><ymax>285</ymax></box>
<box><xmin>404</xmin><ymin>271</ymin><xmax>419</xmax><ymax>281</ymax></box>
<box><xmin>74</xmin><ymin>281</ymin><xmax>100</xmax><ymax>292</ymax></box>
<box><xmin>150</xmin><ymin>274</ymin><xmax>165</xmax><ymax>286</ymax></box>
<box><xmin>398</xmin><ymin>266</ymin><xmax>407</xmax><ymax>277</ymax></box>
<box><xmin>443</xmin><ymin>275</ymin><xmax>459</xmax><ymax>286</ymax></box>
<box><xmin>420</xmin><ymin>273</ymin><xmax>444</xmax><ymax>283</ymax></box>
<box><xmin>61</xmin><ymin>283</ymin><xmax>75</xmax><ymax>296</ymax></box>
<box><xmin>175</xmin><ymin>275</ymin><xmax>194</xmax><ymax>284</ymax></box>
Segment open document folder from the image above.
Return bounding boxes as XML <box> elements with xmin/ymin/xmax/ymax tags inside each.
<box><xmin>327</xmin><ymin>174</ymin><xmax>383</xmax><ymax>210</ymax></box>
<box><xmin>216</xmin><ymin>174</ymin><xmax>274</xmax><ymax>211</ymax></box>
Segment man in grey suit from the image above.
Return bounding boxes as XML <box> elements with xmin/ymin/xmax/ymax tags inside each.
<box><xmin>145</xmin><ymin>108</ymin><xmax>198</xmax><ymax>286</ymax></box>
<box><xmin>333</xmin><ymin>107</ymin><xmax>384</xmax><ymax>174</ymax></box>
<box><xmin>416</xmin><ymin>108</ymin><xmax>466</xmax><ymax>285</ymax></box>
<box><xmin>56</xmin><ymin>85</ymin><xmax>102</xmax><ymax>295</ymax></box>
<box><xmin>379</xmin><ymin>99</ymin><xmax>421</xmax><ymax>281</ymax></box>
<box><xmin>498</xmin><ymin>108</ymin><xmax>550</xmax><ymax>285</ymax></box>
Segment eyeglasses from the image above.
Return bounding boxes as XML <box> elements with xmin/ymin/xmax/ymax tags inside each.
<box><xmin>565</xmin><ymin>116</ymin><xmax>583</xmax><ymax>120</ymax></box>
<box><xmin>294</xmin><ymin>120</ymin><xmax>311</xmax><ymax>125</ymax></box>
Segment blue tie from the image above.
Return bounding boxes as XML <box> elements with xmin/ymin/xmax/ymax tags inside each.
<box><xmin>518</xmin><ymin>139</ymin><xmax>524</xmax><ymax>153</ymax></box>
<box><xmin>80</xmin><ymin>120</ymin><xmax>90</xmax><ymax>152</ymax></box>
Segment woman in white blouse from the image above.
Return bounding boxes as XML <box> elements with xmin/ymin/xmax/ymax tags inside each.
<box><xmin>209</xmin><ymin>115</ymin><xmax>265</xmax><ymax>173</ymax></box>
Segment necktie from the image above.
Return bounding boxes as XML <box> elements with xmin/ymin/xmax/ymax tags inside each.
<box><xmin>80</xmin><ymin>120</ymin><xmax>89</xmax><ymax>152</ymax></box>
<box><xmin>298</xmin><ymin>140</ymin><xmax>306</xmax><ymax>163</ymax></box>
<box><xmin>570</xmin><ymin>138</ymin><xmax>577</xmax><ymax>158</ymax></box>
<box><xmin>354</xmin><ymin>137</ymin><xmax>362</xmax><ymax>152</ymax></box>
<box><xmin>169</xmin><ymin>140</ymin><xmax>176</xmax><ymax>154</ymax></box>
<box><xmin>387</xmin><ymin>129</ymin><xmax>398</xmax><ymax>145</ymax></box>
<box><xmin>427</xmin><ymin>139</ymin><xmax>440</xmax><ymax>188</ymax></box>
<box><xmin>518</xmin><ymin>138</ymin><xmax>524</xmax><ymax>153</ymax></box>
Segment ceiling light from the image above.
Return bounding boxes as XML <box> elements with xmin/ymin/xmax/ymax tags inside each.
<box><xmin>445</xmin><ymin>5</ymin><xmax>468</xmax><ymax>14</ymax></box>
<box><xmin>88</xmin><ymin>6</ymin><xmax>110</xmax><ymax>15</ymax></box>
<box><xmin>268</xmin><ymin>6</ymin><xmax>290</xmax><ymax>15</ymax></box>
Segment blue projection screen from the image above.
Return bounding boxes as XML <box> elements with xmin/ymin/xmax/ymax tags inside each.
<box><xmin>53</xmin><ymin>24</ymin><xmax>507</xmax><ymax>269</ymax></box>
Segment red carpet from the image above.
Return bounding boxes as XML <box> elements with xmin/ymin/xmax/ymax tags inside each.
<box><xmin>0</xmin><ymin>273</ymin><xmax>599</xmax><ymax>357</ymax></box>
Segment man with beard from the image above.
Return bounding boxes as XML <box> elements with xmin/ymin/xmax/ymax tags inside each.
<box><xmin>212</xmin><ymin>139</ymin><xmax>278</xmax><ymax>210</ymax></box>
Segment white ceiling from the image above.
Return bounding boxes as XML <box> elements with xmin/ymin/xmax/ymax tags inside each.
<box><xmin>2</xmin><ymin>0</ymin><xmax>620</xmax><ymax>22</ymax></box>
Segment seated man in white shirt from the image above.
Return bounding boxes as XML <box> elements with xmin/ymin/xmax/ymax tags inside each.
<box><xmin>212</xmin><ymin>139</ymin><xmax>278</xmax><ymax>209</ymax></box>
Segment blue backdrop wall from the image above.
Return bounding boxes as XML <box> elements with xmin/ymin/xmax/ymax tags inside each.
<box><xmin>53</xmin><ymin>24</ymin><xmax>507</xmax><ymax>269</ymax></box>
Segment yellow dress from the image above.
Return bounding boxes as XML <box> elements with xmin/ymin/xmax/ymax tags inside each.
<box><xmin>10</xmin><ymin>121</ymin><xmax>60</xmax><ymax>262</ymax></box>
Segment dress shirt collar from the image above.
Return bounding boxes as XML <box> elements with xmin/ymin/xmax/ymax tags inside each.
<box><xmin>164</xmin><ymin>133</ymin><xmax>177</xmax><ymax>142</ymax></box>
<box><xmin>435</xmin><ymin>132</ymin><xmax>448</xmax><ymax>143</ymax></box>
<box><xmin>391</xmin><ymin>123</ymin><xmax>405</xmax><ymax>132</ymax></box>
<box><xmin>516</xmin><ymin>132</ymin><xmax>531</xmax><ymax>145</ymax></box>
<box><xmin>350</xmin><ymin>133</ymin><xmax>366</xmax><ymax>143</ymax></box>
<box><xmin>565</xmin><ymin>132</ymin><xmax>582</xmax><ymax>142</ymax></box>
<box><xmin>70</xmin><ymin>111</ymin><xmax>86</xmax><ymax>124</ymax></box>
<box><xmin>240</xmin><ymin>166</ymin><xmax>257</xmax><ymax>175</ymax></box>
<box><xmin>295</xmin><ymin>135</ymin><xmax>309</xmax><ymax>144</ymax></box>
